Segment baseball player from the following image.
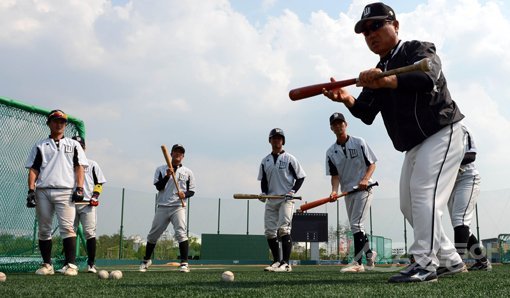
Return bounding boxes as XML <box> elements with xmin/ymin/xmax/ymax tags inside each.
<box><xmin>323</xmin><ymin>2</ymin><xmax>466</xmax><ymax>283</ymax></box>
<box><xmin>259</xmin><ymin>128</ymin><xmax>306</xmax><ymax>273</ymax></box>
<box><xmin>139</xmin><ymin>144</ymin><xmax>196</xmax><ymax>273</ymax></box>
<box><xmin>68</xmin><ymin>136</ymin><xmax>107</xmax><ymax>274</ymax></box>
<box><xmin>447</xmin><ymin>124</ymin><xmax>491</xmax><ymax>271</ymax></box>
<box><xmin>326</xmin><ymin>113</ymin><xmax>377</xmax><ymax>273</ymax></box>
<box><xmin>25</xmin><ymin>109</ymin><xmax>88</xmax><ymax>276</ymax></box>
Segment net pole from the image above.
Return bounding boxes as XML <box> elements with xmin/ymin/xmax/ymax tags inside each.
<box><xmin>217</xmin><ymin>198</ymin><xmax>221</xmax><ymax>234</ymax></box>
<box><xmin>119</xmin><ymin>188</ymin><xmax>125</xmax><ymax>259</ymax></box>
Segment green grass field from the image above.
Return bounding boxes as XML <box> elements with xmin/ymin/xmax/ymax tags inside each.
<box><xmin>1</xmin><ymin>264</ymin><xmax>509</xmax><ymax>297</ymax></box>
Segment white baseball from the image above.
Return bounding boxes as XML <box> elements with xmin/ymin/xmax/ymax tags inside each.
<box><xmin>109</xmin><ymin>270</ymin><xmax>123</xmax><ymax>280</ymax></box>
<box><xmin>0</xmin><ymin>272</ymin><xmax>6</xmax><ymax>282</ymax></box>
<box><xmin>97</xmin><ymin>270</ymin><xmax>109</xmax><ymax>279</ymax></box>
<box><xmin>221</xmin><ymin>271</ymin><xmax>234</xmax><ymax>282</ymax></box>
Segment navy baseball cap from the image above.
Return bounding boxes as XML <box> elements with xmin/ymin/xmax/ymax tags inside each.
<box><xmin>329</xmin><ymin>112</ymin><xmax>346</xmax><ymax>125</ymax></box>
<box><xmin>354</xmin><ymin>2</ymin><xmax>396</xmax><ymax>34</ymax></box>
<box><xmin>171</xmin><ymin>144</ymin><xmax>185</xmax><ymax>153</ymax></box>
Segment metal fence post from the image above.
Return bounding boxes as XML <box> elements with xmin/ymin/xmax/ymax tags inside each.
<box><xmin>119</xmin><ymin>188</ymin><xmax>125</xmax><ymax>259</ymax></box>
<box><xmin>217</xmin><ymin>198</ymin><xmax>221</xmax><ymax>234</ymax></box>
<box><xmin>246</xmin><ymin>200</ymin><xmax>250</xmax><ymax>235</ymax></box>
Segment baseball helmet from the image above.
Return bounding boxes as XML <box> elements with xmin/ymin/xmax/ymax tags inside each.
<box><xmin>72</xmin><ymin>136</ymin><xmax>86</xmax><ymax>148</ymax></box>
<box><xmin>46</xmin><ymin>109</ymin><xmax>68</xmax><ymax>124</ymax></box>
<box><xmin>268</xmin><ymin>128</ymin><xmax>285</xmax><ymax>145</ymax></box>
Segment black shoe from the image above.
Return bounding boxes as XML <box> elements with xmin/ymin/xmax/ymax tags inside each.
<box><xmin>468</xmin><ymin>260</ymin><xmax>492</xmax><ymax>271</ymax></box>
<box><xmin>388</xmin><ymin>265</ymin><xmax>437</xmax><ymax>283</ymax></box>
<box><xmin>437</xmin><ymin>262</ymin><xmax>468</xmax><ymax>277</ymax></box>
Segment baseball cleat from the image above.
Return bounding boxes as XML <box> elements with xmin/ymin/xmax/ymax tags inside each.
<box><xmin>63</xmin><ymin>263</ymin><xmax>78</xmax><ymax>276</ymax></box>
<box><xmin>388</xmin><ymin>265</ymin><xmax>437</xmax><ymax>283</ymax></box>
<box><xmin>179</xmin><ymin>263</ymin><xmax>190</xmax><ymax>273</ymax></box>
<box><xmin>35</xmin><ymin>263</ymin><xmax>55</xmax><ymax>275</ymax></box>
<box><xmin>436</xmin><ymin>262</ymin><xmax>468</xmax><ymax>277</ymax></box>
<box><xmin>56</xmin><ymin>266</ymin><xmax>66</xmax><ymax>274</ymax></box>
<box><xmin>273</xmin><ymin>263</ymin><xmax>292</xmax><ymax>272</ymax></box>
<box><xmin>139</xmin><ymin>259</ymin><xmax>152</xmax><ymax>272</ymax></box>
<box><xmin>468</xmin><ymin>260</ymin><xmax>492</xmax><ymax>271</ymax></box>
<box><xmin>264</xmin><ymin>261</ymin><xmax>280</xmax><ymax>272</ymax></box>
<box><xmin>366</xmin><ymin>251</ymin><xmax>377</xmax><ymax>271</ymax></box>
<box><xmin>87</xmin><ymin>265</ymin><xmax>98</xmax><ymax>273</ymax></box>
<box><xmin>341</xmin><ymin>261</ymin><xmax>365</xmax><ymax>273</ymax></box>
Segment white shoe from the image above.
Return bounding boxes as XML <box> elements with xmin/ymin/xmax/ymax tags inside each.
<box><xmin>341</xmin><ymin>262</ymin><xmax>365</xmax><ymax>273</ymax></box>
<box><xmin>87</xmin><ymin>265</ymin><xmax>97</xmax><ymax>273</ymax></box>
<box><xmin>35</xmin><ymin>263</ymin><xmax>54</xmax><ymax>275</ymax></box>
<box><xmin>139</xmin><ymin>259</ymin><xmax>152</xmax><ymax>272</ymax></box>
<box><xmin>366</xmin><ymin>251</ymin><xmax>377</xmax><ymax>271</ymax></box>
<box><xmin>264</xmin><ymin>261</ymin><xmax>280</xmax><ymax>272</ymax></box>
<box><xmin>56</xmin><ymin>266</ymin><xmax>65</xmax><ymax>274</ymax></box>
<box><xmin>179</xmin><ymin>263</ymin><xmax>190</xmax><ymax>273</ymax></box>
<box><xmin>63</xmin><ymin>263</ymin><xmax>78</xmax><ymax>276</ymax></box>
<box><xmin>273</xmin><ymin>263</ymin><xmax>292</xmax><ymax>272</ymax></box>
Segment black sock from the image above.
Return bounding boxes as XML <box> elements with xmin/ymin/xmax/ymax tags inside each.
<box><xmin>39</xmin><ymin>240</ymin><xmax>52</xmax><ymax>264</ymax></box>
<box><xmin>86</xmin><ymin>238</ymin><xmax>96</xmax><ymax>266</ymax></box>
<box><xmin>363</xmin><ymin>234</ymin><xmax>373</xmax><ymax>259</ymax></box>
<box><xmin>353</xmin><ymin>232</ymin><xmax>365</xmax><ymax>265</ymax></box>
<box><xmin>454</xmin><ymin>225</ymin><xmax>470</xmax><ymax>258</ymax></box>
<box><xmin>63</xmin><ymin>237</ymin><xmax>76</xmax><ymax>265</ymax></box>
<box><xmin>179</xmin><ymin>240</ymin><xmax>189</xmax><ymax>263</ymax></box>
<box><xmin>467</xmin><ymin>234</ymin><xmax>487</xmax><ymax>262</ymax></box>
<box><xmin>267</xmin><ymin>238</ymin><xmax>279</xmax><ymax>263</ymax></box>
<box><xmin>281</xmin><ymin>235</ymin><xmax>292</xmax><ymax>264</ymax></box>
<box><xmin>144</xmin><ymin>242</ymin><xmax>156</xmax><ymax>260</ymax></box>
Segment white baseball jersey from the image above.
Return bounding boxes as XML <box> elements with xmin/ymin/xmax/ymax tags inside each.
<box><xmin>326</xmin><ymin>136</ymin><xmax>377</xmax><ymax>192</ymax></box>
<box><xmin>82</xmin><ymin>159</ymin><xmax>107</xmax><ymax>200</ymax></box>
<box><xmin>258</xmin><ymin>151</ymin><xmax>306</xmax><ymax>196</ymax></box>
<box><xmin>25</xmin><ymin>137</ymin><xmax>88</xmax><ymax>188</ymax></box>
<box><xmin>154</xmin><ymin>164</ymin><xmax>195</xmax><ymax>207</ymax></box>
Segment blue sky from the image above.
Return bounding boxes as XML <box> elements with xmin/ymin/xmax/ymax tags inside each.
<box><xmin>1</xmin><ymin>0</ymin><xmax>509</xmax><ymax>247</ymax></box>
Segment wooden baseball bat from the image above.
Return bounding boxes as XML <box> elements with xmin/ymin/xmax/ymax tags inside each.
<box><xmin>289</xmin><ymin>58</ymin><xmax>432</xmax><ymax>101</ymax></box>
<box><xmin>233</xmin><ymin>194</ymin><xmax>302</xmax><ymax>200</ymax></box>
<box><xmin>161</xmin><ymin>145</ymin><xmax>186</xmax><ymax>207</ymax></box>
<box><xmin>298</xmin><ymin>182</ymin><xmax>379</xmax><ymax>212</ymax></box>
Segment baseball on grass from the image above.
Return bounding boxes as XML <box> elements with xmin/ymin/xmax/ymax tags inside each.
<box><xmin>109</xmin><ymin>270</ymin><xmax>123</xmax><ymax>280</ymax></box>
<box><xmin>0</xmin><ymin>272</ymin><xmax>6</xmax><ymax>282</ymax></box>
<box><xmin>221</xmin><ymin>271</ymin><xmax>234</xmax><ymax>282</ymax></box>
<box><xmin>97</xmin><ymin>270</ymin><xmax>109</xmax><ymax>279</ymax></box>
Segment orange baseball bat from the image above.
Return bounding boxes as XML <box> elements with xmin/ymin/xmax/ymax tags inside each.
<box><xmin>298</xmin><ymin>182</ymin><xmax>379</xmax><ymax>212</ymax></box>
<box><xmin>289</xmin><ymin>58</ymin><xmax>431</xmax><ymax>101</ymax></box>
<box><xmin>161</xmin><ymin>145</ymin><xmax>186</xmax><ymax>207</ymax></box>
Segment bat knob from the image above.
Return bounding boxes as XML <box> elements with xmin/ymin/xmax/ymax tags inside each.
<box><xmin>418</xmin><ymin>58</ymin><xmax>432</xmax><ymax>72</ymax></box>
<box><xmin>296</xmin><ymin>209</ymin><xmax>302</xmax><ymax>213</ymax></box>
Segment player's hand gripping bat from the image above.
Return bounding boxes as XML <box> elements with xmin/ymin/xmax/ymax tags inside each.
<box><xmin>297</xmin><ymin>182</ymin><xmax>379</xmax><ymax>212</ymax></box>
<box><xmin>161</xmin><ymin>145</ymin><xmax>186</xmax><ymax>207</ymax></box>
<box><xmin>288</xmin><ymin>58</ymin><xmax>431</xmax><ymax>101</ymax></box>
<box><xmin>233</xmin><ymin>194</ymin><xmax>302</xmax><ymax>200</ymax></box>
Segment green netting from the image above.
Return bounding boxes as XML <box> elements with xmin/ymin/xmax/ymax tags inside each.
<box><xmin>499</xmin><ymin>234</ymin><xmax>510</xmax><ymax>264</ymax></box>
<box><xmin>344</xmin><ymin>232</ymin><xmax>392</xmax><ymax>264</ymax></box>
<box><xmin>0</xmin><ymin>96</ymin><xmax>86</xmax><ymax>273</ymax></box>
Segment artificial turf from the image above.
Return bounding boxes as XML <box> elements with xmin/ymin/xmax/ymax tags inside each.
<box><xmin>0</xmin><ymin>264</ymin><xmax>508</xmax><ymax>297</ymax></box>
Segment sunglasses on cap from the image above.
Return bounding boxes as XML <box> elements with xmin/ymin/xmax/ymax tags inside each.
<box><xmin>362</xmin><ymin>20</ymin><xmax>392</xmax><ymax>36</ymax></box>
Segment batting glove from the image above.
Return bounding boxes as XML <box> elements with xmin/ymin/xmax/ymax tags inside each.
<box><xmin>258</xmin><ymin>193</ymin><xmax>266</xmax><ymax>203</ymax></box>
<box><xmin>26</xmin><ymin>190</ymin><xmax>36</xmax><ymax>208</ymax></box>
<box><xmin>72</xmin><ymin>187</ymin><xmax>84</xmax><ymax>202</ymax></box>
<box><xmin>284</xmin><ymin>190</ymin><xmax>295</xmax><ymax>201</ymax></box>
<box><xmin>89</xmin><ymin>192</ymin><xmax>100</xmax><ymax>206</ymax></box>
